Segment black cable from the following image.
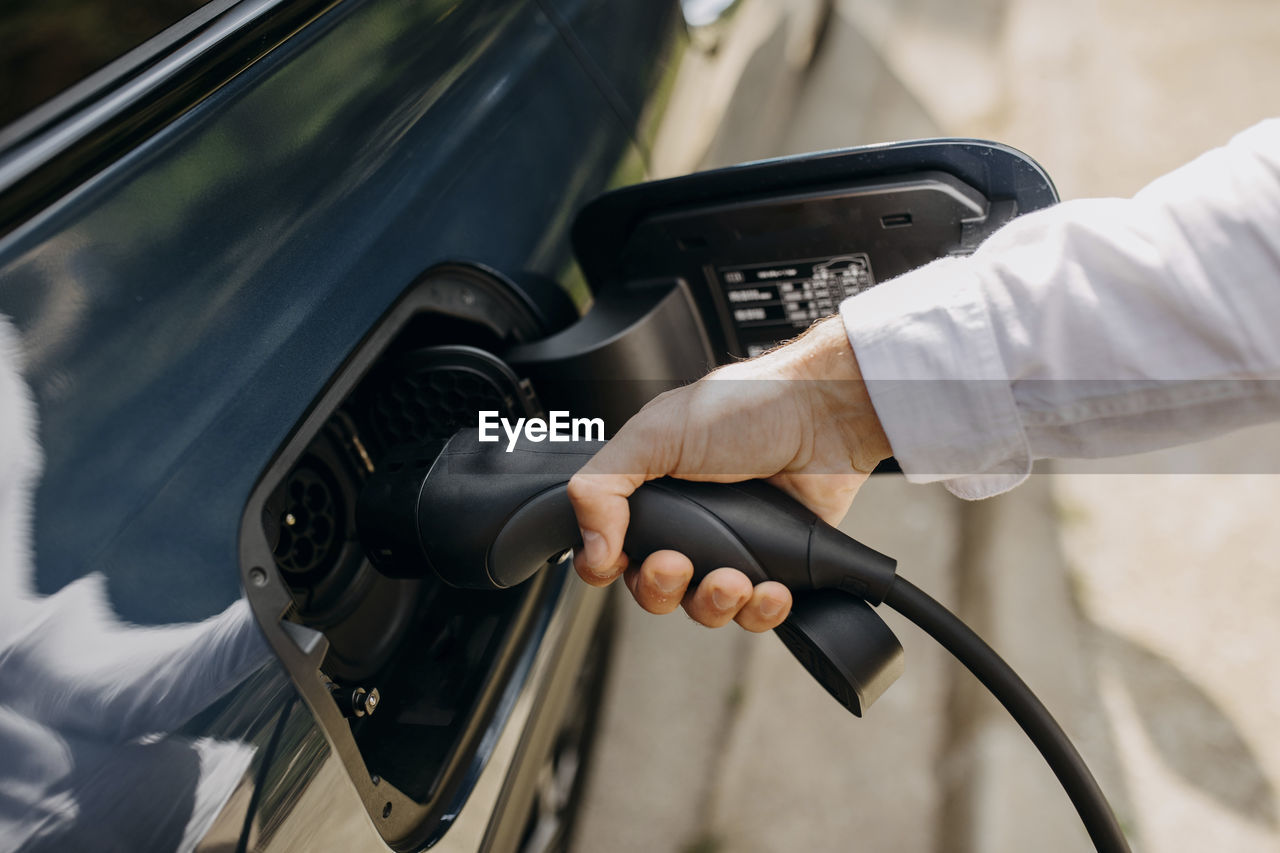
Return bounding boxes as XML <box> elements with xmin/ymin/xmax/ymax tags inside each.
<box><xmin>882</xmin><ymin>576</ymin><xmax>1130</xmax><ymax>853</ymax></box>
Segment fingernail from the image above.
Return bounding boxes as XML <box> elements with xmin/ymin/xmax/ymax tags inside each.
<box><xmin>758</xmin><ymin>596</ymin><xmax>783</xmax><ymax>619</ymax></box>
<box><xmin>579</xmin><ymin>529</ymin><xmax>607</xmax><ymax>571</ymax></box>
<box><xmin>711</xmin><ymin>587</ymin><xmax>737</xmax><ymax>611</ymax></box>
<box><xmin>654</xmin><ymin>573</ymin><xmax>683</xmax><ymax>595</ymax></box>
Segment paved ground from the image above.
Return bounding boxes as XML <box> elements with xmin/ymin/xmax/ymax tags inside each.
<box><xmin>573</xmin><ymin>2</ymin><xmax>1280</xmax><ymax>851</ymax></box>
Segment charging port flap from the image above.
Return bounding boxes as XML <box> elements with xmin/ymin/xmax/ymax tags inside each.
<box><xmin>570</xmin><ymin>139</ymin><xmax>1057</xmax><ymax>361</ymax></box>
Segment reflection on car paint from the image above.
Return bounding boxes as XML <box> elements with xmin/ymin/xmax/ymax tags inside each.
<box><xmin>0</xmin><ymin>314</ymin><xmax>271</xmax><ymax>852</ymax></box>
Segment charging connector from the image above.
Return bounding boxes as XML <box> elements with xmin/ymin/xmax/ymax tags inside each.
<box><xmin>355</xmin><ymin>429</ymin><xmax>1130</xmax><ymax>853</ymax></box>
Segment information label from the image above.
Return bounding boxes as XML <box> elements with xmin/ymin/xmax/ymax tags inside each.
<box><xmin>716</xmin><ymin>255</ymin><xmax>876</xmax><ymax>356</ymax></box>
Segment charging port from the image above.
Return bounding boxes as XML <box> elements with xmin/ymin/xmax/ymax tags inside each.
<box><xmin>239</xmin><ymin>263</ymin><xmax>580</xmax><ymax>850</ymax></box>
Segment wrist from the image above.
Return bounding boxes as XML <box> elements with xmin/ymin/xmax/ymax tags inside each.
<box><xmin>782</xmin><ymin>316</ymin><xmax>892</xmax><ymax>472</ymax></box>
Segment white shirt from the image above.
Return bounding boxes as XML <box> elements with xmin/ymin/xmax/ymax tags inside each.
<box><xmin>840</xmin><ymin>119</ymin><xmax>1280</xmax><ymax>500</ymax></box>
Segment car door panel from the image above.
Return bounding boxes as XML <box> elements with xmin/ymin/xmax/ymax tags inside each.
<box><xmin>0</xmin><ymin>0</ymin><xmax>645</xmax><ymax>850</ymax></box>
<box><xmin>0</xmin><ymin>0</ymin><xmax>635</xmax><ymax>623</ymax></box>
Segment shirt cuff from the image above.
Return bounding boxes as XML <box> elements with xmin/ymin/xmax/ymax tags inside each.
<box><xmin>839</xmin><ymin>256</ymin><xmax>1031</xmax><ymax>500</ymax></box>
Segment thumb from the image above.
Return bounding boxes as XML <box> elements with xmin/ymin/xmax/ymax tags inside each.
<box><xmin>566</xmin><ymin>432</ymin><xmax>658</xmax><ymax>585</ymax></box>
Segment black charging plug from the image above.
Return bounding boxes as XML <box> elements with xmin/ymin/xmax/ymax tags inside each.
<box><xmin>355</xmin><ymin>430</ymin><xmax>1129</xmax><ymax>852</ymax></box>
<box><xmin>356</xmin><ymin>429</ymin><xmax>904</xmax><ymax>715</ymax></box>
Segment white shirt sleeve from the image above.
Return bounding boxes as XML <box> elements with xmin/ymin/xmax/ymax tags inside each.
<box><xmin>840</xmin><ymin>119</ymin><xmax>1280</xmax><ymax>500</ymax></box>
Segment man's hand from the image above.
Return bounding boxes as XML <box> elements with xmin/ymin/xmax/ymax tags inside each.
<box><xmin>566</xmin><ymin>316</ymin><xmax>892</xmax><ymax>631</ymax></box>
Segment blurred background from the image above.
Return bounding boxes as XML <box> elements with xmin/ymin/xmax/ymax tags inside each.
<box><xmin>573</xmin><ymin>1</ymin><xmax>1280</xmax><ymax>851</ymax></box>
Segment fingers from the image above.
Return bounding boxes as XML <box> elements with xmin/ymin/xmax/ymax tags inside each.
<box><xmin>628</xmin><ymin>550</ymin><xmax>695</xmax><ymax>614</ymax></box>
<box><xmin>680</xmin><ymin>571</ymin><xmax>790</xmax><ymax>632</ymax></box>
<box><xmin>681</xmin><ymin>567</ymin><xmax>755</xmax><ymax>628</ymax></box>
<box><xmin>622</xmin><ymin>558</ymin><xmax>792</xmax><ymax>631</ymax></box>
<box><xmin>733</xmin><ymin>581</ymin><xmax>792</xmax><ymax>632</ymax></box>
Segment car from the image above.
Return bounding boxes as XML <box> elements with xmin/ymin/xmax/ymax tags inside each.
<box><xmin>0</xmin><ymin>2</ymin><xmax>836</xmax><ymax>851</ymax></box>
<box><xmin>0</xmin><ymin>1</ymin><xmax>1062</xmax><ymax>851</ymax></box>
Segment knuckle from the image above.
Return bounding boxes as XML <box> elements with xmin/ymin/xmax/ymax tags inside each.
<box><xmin>640</xmin><ymin>386</ymin><xmax>683</xmax><ymax>412</ymax></box>
<box><xmin>565</xmin><ymin>472</ymin><xmax>591</xmax><ymax>503</ymax></box>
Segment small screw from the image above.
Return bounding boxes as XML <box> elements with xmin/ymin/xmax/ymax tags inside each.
<box><xmin>249</xmin><ymin>567</ymin><xmax>268</xmax><ymax>587</ymax></box>
<box><xmin>371</xmin><ymin>774</ymin><xmax>381</xmax><ymax>785</ymax></box>
<box><xmin>284</xmin><ymin>512</ymin><xmax>297</xmax><ymax>526</ymax></box>
<box><xmin>352</xmin><ymin>687</ymin><xmax>380</xmax><ymax>717</ymax></box>
<box><xmin>328</xmin><ymin>683</ymin><xmax>380</xmax><ymax>718</ymax></box>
